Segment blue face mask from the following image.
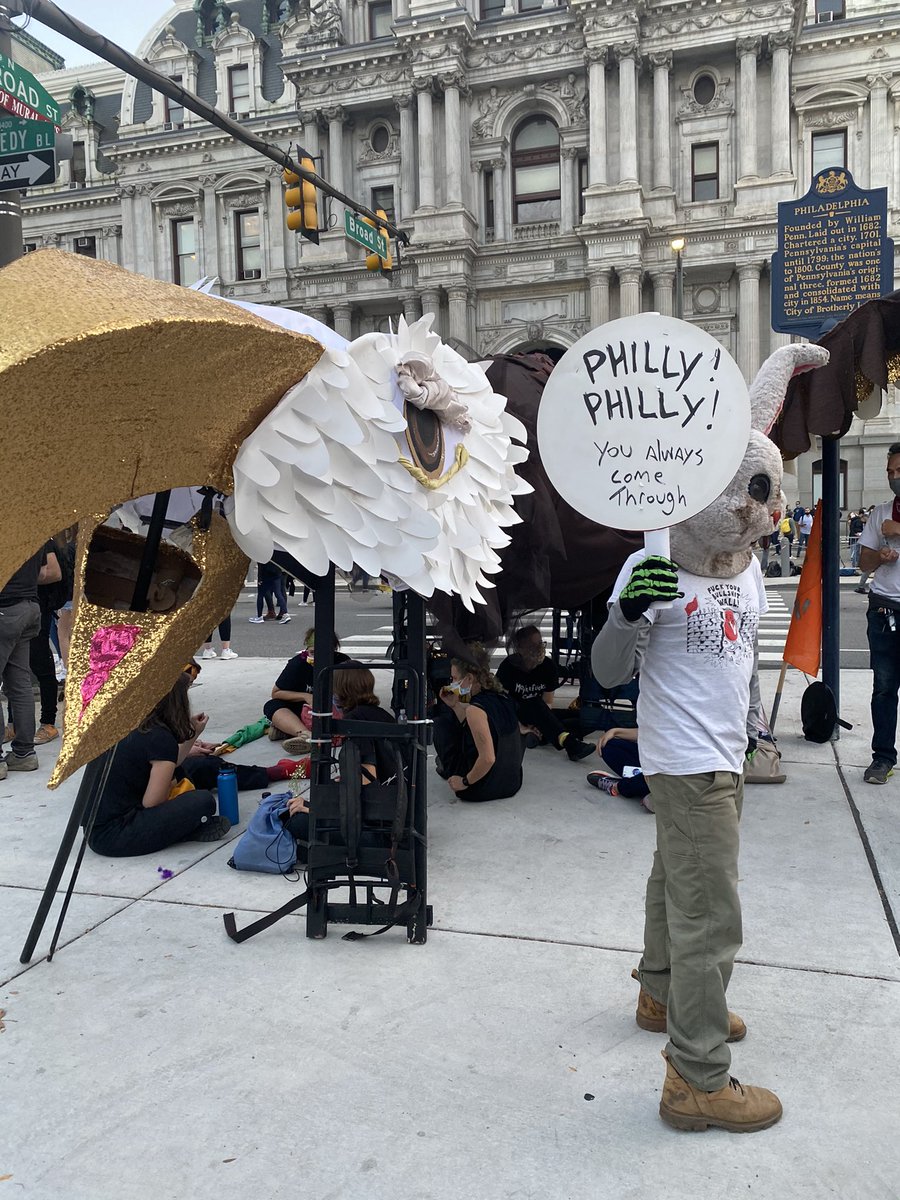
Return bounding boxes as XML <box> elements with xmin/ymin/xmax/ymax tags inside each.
<box><xmin>447</xmin><ymin>680</ymin><xmax>472</xmax><ymax>697</ymax></box>
<box><xmin>332</xmin><ymin>694</ymin><xmax>341</xmax><ymax>709</ymax></box>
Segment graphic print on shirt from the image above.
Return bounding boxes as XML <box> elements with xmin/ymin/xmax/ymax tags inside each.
<box><xmin>683</xmin><ymin>582</ymin><xmax>758</xmax><ymax>667</ymax></box>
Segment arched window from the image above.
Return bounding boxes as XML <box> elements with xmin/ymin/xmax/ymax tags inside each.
<box><xmin>511</xmin><ymin>116</ymin><xmax>560</xmax><ymax>224</ymax></box>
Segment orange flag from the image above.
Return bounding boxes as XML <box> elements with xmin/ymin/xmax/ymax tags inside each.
<box><xmin>782</xmin><ymin>500</ymin><xmax>822</xmax><ymax>676</ymax></box>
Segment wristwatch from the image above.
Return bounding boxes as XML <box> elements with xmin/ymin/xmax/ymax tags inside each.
<box><xmin>461</xmin><ymin>774</ymin><xmax>470</xmax><ymax>788</ymax></box>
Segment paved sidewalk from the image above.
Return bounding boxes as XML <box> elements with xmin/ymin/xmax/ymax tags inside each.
<box><xmin>1</xmin><ymin>660</ymin><xmax>898</xmax><ymax>1199</ymax></box>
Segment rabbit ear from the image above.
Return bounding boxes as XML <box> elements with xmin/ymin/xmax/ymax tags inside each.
<box><xmin>749</xmin><ymin>343</ymin><xmax>830</xmax><ymax>435</ymax></box>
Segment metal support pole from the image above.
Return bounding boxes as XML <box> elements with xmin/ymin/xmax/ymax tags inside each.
<box><xmin>0</xmin><ymin>11</ymin><xmax>22</xmax><ymax>269</ymax></box>
<box><xmin>821</xmin><ymin>436</ymin><xmax>841</xmax><ymax>728</ymax></box>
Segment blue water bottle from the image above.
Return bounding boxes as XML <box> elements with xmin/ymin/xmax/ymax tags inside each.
<box><xmin>216</xmin><ymin>763</ymin><xmax>240</xmax><ymax>826</ymax></box>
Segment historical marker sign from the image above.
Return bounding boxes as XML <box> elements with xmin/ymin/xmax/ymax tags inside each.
<box><xmin>771</xmin><ymin>167</ymin><xmax>894</xmax><ymax>338</ymax></box>
<box><xmin>0</xmin><ymin>116</ymin><xmax>55</xmax><ymax>155</ymax></box>
<box><xmin>344</xmin><ymin>209</ymin><xmax>388</xmax><ymax>260</ymax></box>
<box><xmin>536</xmin><ymin>314</ymin><xmax>750</xmax><ymax>532</ymax></box>
<box><xmin>0</xmin><ymin>148</ymin><xmax>56</xmax><ymax>191</ymax></box>
<box><xmin>0</xmin><ymin>51</ymin><xmax>61</xmax><ymax>128</ymax></box>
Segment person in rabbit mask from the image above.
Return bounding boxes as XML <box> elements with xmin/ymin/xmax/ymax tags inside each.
<box><xmin>591</xmin><ymin>343</ymin><xmax>828</xmax><ymax>1133</ymax></box>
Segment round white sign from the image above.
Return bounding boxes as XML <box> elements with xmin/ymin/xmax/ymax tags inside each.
<box><xmin>536</xmin><ymin>314</ymin><xmax>750</xmax><ymax>531</ymax></box>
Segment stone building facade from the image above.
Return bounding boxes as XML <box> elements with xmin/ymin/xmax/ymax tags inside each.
<box><xmin>19</xmin><ymin>0</ymin><xmax>900</xmax><ymax>508</ymax></box>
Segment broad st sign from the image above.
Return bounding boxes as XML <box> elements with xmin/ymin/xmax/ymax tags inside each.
<box><xmin>0</xmin><ymin>51</ymin><xmax>61</xmax><ymax>128</ymax></box>
<box><xmin>771</xmin><ymin>167</ymin><xmax>894</xmax><ymax>338</ymax></box>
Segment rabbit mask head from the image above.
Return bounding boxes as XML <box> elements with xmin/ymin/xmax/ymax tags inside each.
<box><xmin>669</xmin><ymin>344</ymin><xmax>830</xmax><ymax>579</ymax></box>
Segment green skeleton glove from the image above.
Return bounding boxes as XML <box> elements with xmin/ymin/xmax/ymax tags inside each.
<box><xmin>619</xmin><ymin>556</ymin><xmax>682</xmax><ymax>623</ymax></box>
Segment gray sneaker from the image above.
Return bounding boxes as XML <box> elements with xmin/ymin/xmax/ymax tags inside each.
<box><xmin>5</xmin><ymin>751</ymin><xmax>38</xmax><ymax>772</ymax></box>
<box><xmin>864</xmin><ymin>759</ymin><xmax>894</xmax><ymax>785</ymax></box>
<box><xmin>0</xmin><ymin>759</ymin><xmax>7</xmax><ymax>780</ymax></box>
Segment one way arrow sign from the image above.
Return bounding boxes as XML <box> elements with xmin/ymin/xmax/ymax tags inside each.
<box><xmin>0</xmin><ymin>148</ymin><xmax>55</xmax><ymax>191</ymax></box>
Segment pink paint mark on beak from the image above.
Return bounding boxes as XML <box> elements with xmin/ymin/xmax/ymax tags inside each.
<box><xmin>80</xmin><ymin>625</ymin><xmax>142</xmax><ymax>719</ymax></box>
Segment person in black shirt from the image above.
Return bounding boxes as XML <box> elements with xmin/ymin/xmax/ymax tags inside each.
<box><xmin>88</xmin><ymin>674</ymin><xmax>232</xmax><ymax>857</ymax></box>
<box><xmin>263</xmin><ymin>627</ymin><xmax>349</xmax><ymax>750</ymax></box>
<box><xmin>0</xmin><ymin>545</ymin><xmax>58</xmax><ymax>776</ymax></box>
<box><xmin>432</xmin><ymin>642</ymin><xmax>523</xmax><ymax>802</ymax></box>
<box><xmin>496</xmin><ymin>626</ymin><xmax>595</xmax><ymax>762</ymax></box>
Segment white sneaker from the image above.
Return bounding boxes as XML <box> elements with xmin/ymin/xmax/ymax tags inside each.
<box><xmin>277</xmin><ymin>613</ymin><xmax>292</xmax><ymax>624</ymax></box>
<box><xmin>201</xmin><ymin>648</ymin><xmax>218</xmax><ymax>659</ymax></box>
<box><xmin>220</xmin><ymin>648</ymin><xmax>239</xmax><ymax>660</ymax></box>
<box><xmin>248</xmin><ymin>616</ymin><xmax>265</xmax><ymax>624</ymax></box>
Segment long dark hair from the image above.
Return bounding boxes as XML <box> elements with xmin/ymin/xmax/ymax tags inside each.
<box><xmin>140</xmin><ymin>673</ymin><xmax>194</xmax><ymax>742</ymax></box>
<box><xmin>333</xmin><ymin>664</ymin><xmax>380</xmax><ymax>710</ymax></box>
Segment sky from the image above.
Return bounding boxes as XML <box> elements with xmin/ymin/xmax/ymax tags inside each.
<box><xmin>14</xmin><ymin>1</ymin><xmax>178</xmax><ymax>68</ymax></box>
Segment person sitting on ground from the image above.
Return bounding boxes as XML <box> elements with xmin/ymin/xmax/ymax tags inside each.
<box><xmin>431</xmin><ymin>642</ymin><xmax>524</xmax><ymax>802</ymax></box>
<box><xmin>87</xmin><ymin>674</ymin><xmax>232</xmax><ymax>857</ymax></box>
<box><xmin>263</xmin><ymin>627</ymin><xmax>349</xmax><ymax>753</ymax></box>
<box><xmin>285</xmin><ymin>663</ymin><xmax>398</xmax><ymax>826</ymax></box>
<box><xmin>586</xmin><ymin>726</ymin><xmax>653</xmax><ymax>812</ymax></box>
<box><xmin>495</xmin><ymin>625</ymin><xmax>595</xmax><ymax>761</ymax></box>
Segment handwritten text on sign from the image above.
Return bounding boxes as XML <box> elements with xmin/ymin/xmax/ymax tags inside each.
<box><xmin>536</xmin><ymin>315</ymin><xmax>750</xmax><ymax>532</ymax></box>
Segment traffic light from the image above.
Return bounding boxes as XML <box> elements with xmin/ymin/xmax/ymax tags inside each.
<box><xmin>283</xmin><ymin>157</ymin><xmax>319</xmax><ymax>244</ymax></box>
<box><xmin>363</xmin><ymin>209</ymin><xmax>393</xmax><ymax>273</ymax></box>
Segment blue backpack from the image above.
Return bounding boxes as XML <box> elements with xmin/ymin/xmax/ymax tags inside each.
<box><xmin>227</xmin><ymin>792</ymin><xmax>297</xmax><ymax>875</ymax></box>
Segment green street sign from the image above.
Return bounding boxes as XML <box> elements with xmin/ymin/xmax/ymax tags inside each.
<box><xmin>0</xmin><ymin>116</ymin><xmax>55</xmax><ymax>155</ymax></box>
<box><xmin>345</xmin><ymin>209</ymin><xmax>388</xmax><ymax>260</ymax></box>
<box><xmin>0</xmin><ymin>51</ymin><xmax>61</xmax><ymax>128</ymax></box>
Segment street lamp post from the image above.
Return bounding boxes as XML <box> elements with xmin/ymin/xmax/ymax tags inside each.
<box><xmin>671</xmin><ymin>236</ymin><xmax>685</xmax><ymax>320</ymax></box>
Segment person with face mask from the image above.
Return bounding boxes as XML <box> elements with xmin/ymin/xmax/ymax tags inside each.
<box><xmin>431</xmin><ymin>642</ymin><xmax>524</xmax><ymax>802</ymax></box>
<box><xmin>857</xmin><ymin>443</ymin><xmax>900</xmax><ymax>784</ymax></box>
<box><xmin>496</xmin><ymin>625</ymin><xmax>595</xmax><ymax>760</ymax></box>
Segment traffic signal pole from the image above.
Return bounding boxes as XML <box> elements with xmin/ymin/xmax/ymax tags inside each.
<box><xmin>1</xmin><ymin>0</ymin><xmax>410</xmax><ymax>245</ymax></box>
<box><xmin>0</xmin><ymin>9</ymin><xmax>23</xmax><ymax>268</ymax></box>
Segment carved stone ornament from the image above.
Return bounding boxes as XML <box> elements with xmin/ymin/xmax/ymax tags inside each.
<box><xmin>157</xmin><ymin>200</ymin><xmax>198</xmax><ymax>218</ymax></box>
<box><xmin>224</xmin><ymin>190</ymin><xmax>264</xmax><ymax>209</ymax></box>
<box><xmin>677</xmin><ymin>76</ymin><xmax>732</xmax><ymax>119</ymax></box>
<box><xmin>471</xmin><ymin>86</ymin><xmax>504</xmax><ymax>140</ymax></box>
<box><xmin>654</xmin><ymin>1</ymin><xmax>793</xmax><ymax>36</ymax></box>
<box><xmin>467</xmin><ymin>37</ymin><xmax>583</xmax><ymax>70</ymax></box>
<box><xmin>544</xmin><ymin>74</ymin><xmax>588</xmax><ymax>124</ymax></box>
<box><xmin>803</xmin><ymin>107</ymin><xmax>857</xmax><ymax>129</ymax></box>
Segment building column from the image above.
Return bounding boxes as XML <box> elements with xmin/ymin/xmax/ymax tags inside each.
<box><xmin>560</xmin><ymin>147</ymin><xmax>577</xmax><ymax>233</ymax></box>
<box><xmin>650</xmin><ymin>268</ymin><xmax>675</xmax><ymax>316</ymax></box>
<box><xmin>769</xmin><ymin>31</ymin><xmax>793</xmax><ymax>177</ymax></box>
<box><xmin>395</xmin><ymin>94</ymin><xmax>416</xmax><ymax>218</ymax></box>
<box><xmin>448</xmin><ymin>286</ymin><xmax>469</xmax><ymax>343</ymax></box>
<box><xmin>441</xmin><ymin>75</ymin><xmax>463</xmax><ymax>208</ymax></box>
<box><xmin>589</xmin><ymin>268</ymin><xmax>611</xmax><ymax>325</ymax></box>
<box><xmin>404</xmin><ymin>294</ymin><xmax>422</xmax><ymax>323</ymax></box>
<box><xmin>619</xmin><ymin>265</ymin><xmax>642</xmax><ymax>317</ymax></box>
<box><xmin>396</xmin><ymin>0</ymin><xmax>409</xmax><ymax>17</ymax></box>
<box><xmin>869</xmin><ymin>73</ymin><xmax>890</xmax><ymax>190</ymax></box>
<box><xmin>893</xmin><ymin>94</ymin><xmax>900</xmax><ymax>213</ymax></box>
<box><xmin>615</xmin><ymin>43</ymin><xmax>639</xmax><ymax>185</ymax></box>
<box><xmin>737</xmin><ymin>262</ymin><xmax>762</xmax><ymax>381</ymax></box>
<box><xmin>332</xmin><ymin>303</ymin><xmax>353</xmax><ymax>339</ymax></box>
<box><xmin>200</xmin><ymin>184</ymin><xmax>218</xmax><ymax>279</ymax></box>
<box><xmin>492</xmin><ymin>157</ymin><xmax>507</xmax><ymax>242</ymax></box>
<box><xmin>415</xmin><ymin>80</ymin><xmax>436</xmax><ymax>210</ymax></box>
<box><xmin>420</xmin><ymin>287</ymin><xmax>442</xmax><ymax>333</ymax></box>
<box><xmin>737</xmin><ymin>37</ymin><xmax>761</xmax><ymax>180</ymax></box>
<box><xmin>586</xmin><ymin>48</ymin><xmax>608</xmax><ymax>187</ymax></box>
<box><xmin>325</xmin><ymin>106</ymin><xmax>346</xmax><ymax>197</ymax></box>
<box><xmin>650</xmin><ymin>51</ymin><xmax>672</xmax><ymax>191</ymax></box>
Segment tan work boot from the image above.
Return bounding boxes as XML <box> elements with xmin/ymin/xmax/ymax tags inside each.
<box><xmin>34</xmin><ymin>724</ymin><xmax>59</xmax><ymax>745</ymax></box>
<box><xmin>632</xmin><ymin>968</ymin><xmax>746</xmax><ymax>1042</ymax></box>
<box><xmin>659</xmin><ymin>1050</ymin><xmax>782</xmax><ymax>1132</ymax></box>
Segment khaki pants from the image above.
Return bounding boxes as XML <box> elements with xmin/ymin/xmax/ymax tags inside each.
<box><xmin>636</xmin><ymin>771</ymin><xmax>743</xmax><ymax>1092</ymax></box>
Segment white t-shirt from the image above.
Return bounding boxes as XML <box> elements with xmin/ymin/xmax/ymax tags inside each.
<box><xmin>610</xmin><ymin>552</ymin><xmax>768</xmax><ymax>775</ymax></box>
<box><xmin>859</xmin><ymin>501</ymin><xmax>900</xmax><ymax>604</ymax></box>
<box><xmin>800</xmin><ymin>514</ymin><xmax>813</xmax><ymax>535</ymax></box>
